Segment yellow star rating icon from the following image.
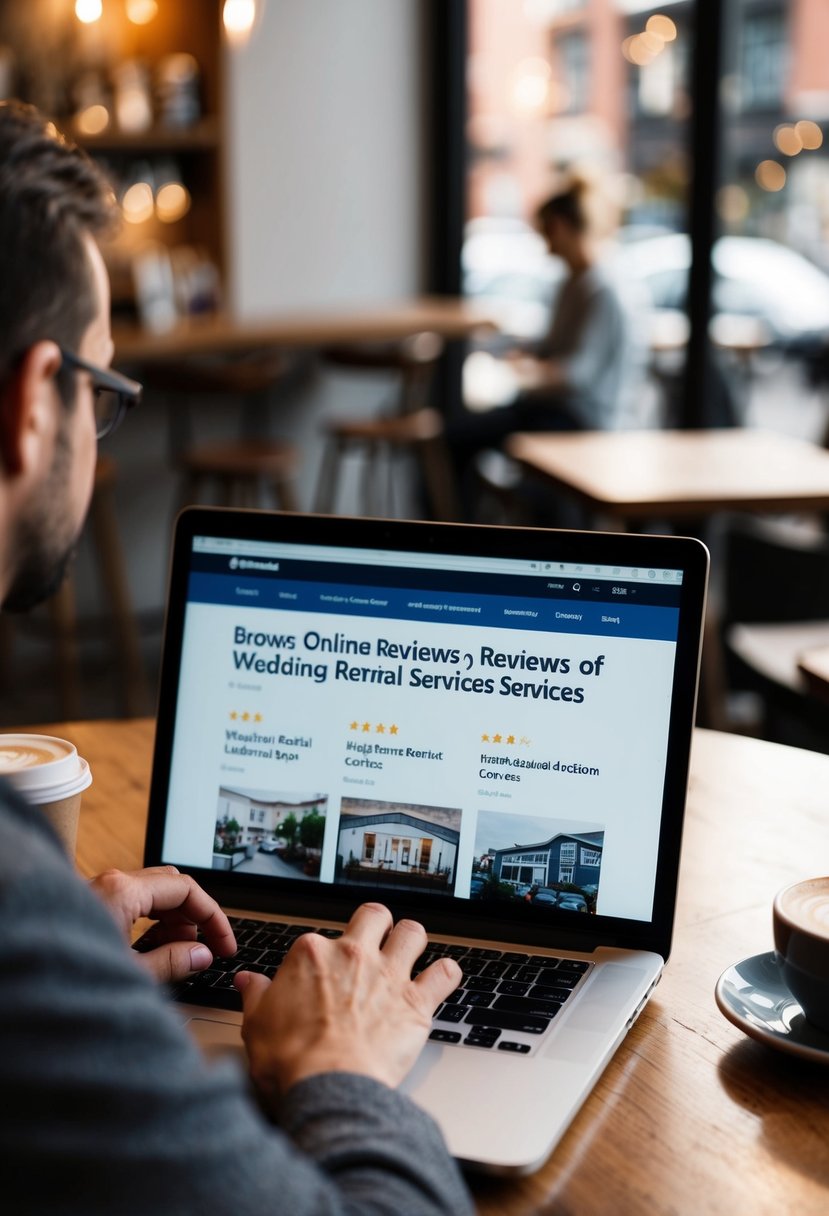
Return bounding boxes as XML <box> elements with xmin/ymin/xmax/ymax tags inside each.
<box><xmin>350</xmin><ymin>720</ymin><xmax>359</xmax><ymax>731</ymax></box>
<box><xmin>362</xmin><ymin>722</ymin><xmax>371</xmax><ymax>732</ymax></box>
<box><xmin>481</xmin><ymin>731</ymin><xmax>530</xmax><ymax>746</ymax></box>
<box><xmin>389</xmin><ymin>724</ymin><xmax>398</xmax><ymax>735</ymax></box>
<box><xmin>347</xmin><ymin>719</ymin><xmax>400</xmax><ymax>734</ymax></box>
<box><xmin>241</xmin><ymin>712</ymin><xmax>250</xmax><ymax>722</ymax></box>
<box><xmin>376</xmin><ymin>723</ymin><xmax>385</xmax><ymax>733</ymax></box>
<box><xmin>254</xmin><ymin>713</ymin><xmax>263</xmax><ymax>723</ymax></box>
<box><xmin>229</xmin><ymin>711</ymin><xmax>238</xmax><ymax>721</ymax></box>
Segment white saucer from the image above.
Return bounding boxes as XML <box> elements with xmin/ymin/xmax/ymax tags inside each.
<box><xmin>715</xmin><ymin>950</ymin><xmax>829</xmax><ymax>1065</ymax></box>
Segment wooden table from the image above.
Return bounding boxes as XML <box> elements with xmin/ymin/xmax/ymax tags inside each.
<box><xmin>797</xmin><ymin>642</ymin><xmax>829</xmax><ymax>705</ymax></box>
<box><xmin>728</xmin><ymin>620</ymin><xmax>829</xmax><ymax>695</ymax></box>
<box><xmin>113</xmin><ymin>296</ymin><xmax>499</xmax><ymax>366</ymax></box>
<box><xmin>507</xmin><ymin>428</ymin><xmax>829</xmax><ymax>530</ymax></box>
<box><xmin>31</xmin><ymin>716</ymin><xmax>829</xmax><ymax>1215</ymax></box>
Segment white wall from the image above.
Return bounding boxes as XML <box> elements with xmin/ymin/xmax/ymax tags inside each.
<box><xmin>224</xmin><ymin>0</ymin><xmax>425</xmax><ymax>315</ymax></box>
<box><xmin>7</xmin><ymin>1</ymin><xmax>430</xmax><ymax>726</ymax></box>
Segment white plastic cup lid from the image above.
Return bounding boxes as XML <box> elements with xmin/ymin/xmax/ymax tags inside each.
<box><xmin>0</xmin><ymin>734</ymin><xmax>93</xmax><ymax>803</ymax></box>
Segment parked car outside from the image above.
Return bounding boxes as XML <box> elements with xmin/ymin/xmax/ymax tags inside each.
<box><xmin>531</xmin><ymin>887</ymin><xmax>561</xmax><ymax>908</ymax></box>
<box><xmin>462</xmin><ymin>216</ymin><xmax>829</xmax><ymax>351</ymax></box>
<box><xmin>258</xmin><ymin>839</ymin><xmax>285</xmax><ymax>854</ymax></box>
<box><xmin>556</xmin><ymin>892</ymin><xmax>589</xmax><ymax>913</ymax></box>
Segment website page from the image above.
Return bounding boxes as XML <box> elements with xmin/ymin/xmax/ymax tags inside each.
<box><xmin>162</xmin><ymin>537</ymin><xmax>683</xmax><ymax>922</ymax></box>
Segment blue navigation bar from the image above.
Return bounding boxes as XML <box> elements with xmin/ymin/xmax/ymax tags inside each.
<box><xmin>187</xmin><ymin>572</ymin><xmax>679</xmax><ymax>643</ymax></box>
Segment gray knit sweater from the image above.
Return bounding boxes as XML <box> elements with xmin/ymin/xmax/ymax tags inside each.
<box><xmin>0</xmin><ymin>781</ymin><xmax>473</xmax><ymax>1215</ymax></box>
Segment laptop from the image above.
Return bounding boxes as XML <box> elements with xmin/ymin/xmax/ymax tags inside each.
<box><xmin>140</xmin><ymin>505</ymin><xmax>708</xmax><ymax>1176</ymax></box>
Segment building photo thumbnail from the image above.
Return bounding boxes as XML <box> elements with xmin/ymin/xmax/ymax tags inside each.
<box><xmin>336</xmin><ymin>797</ymin><xmax>462</xmax><ymax>895</ymax></box>
<box><xmin>213</xmin><ymin>785</ymin><xmax>327</xmax><ymax>880</ymax></box>
<box><xmin>472</xmin><ymin>810</ymin><xmax>604</xmax><ymax>911</ymax></box>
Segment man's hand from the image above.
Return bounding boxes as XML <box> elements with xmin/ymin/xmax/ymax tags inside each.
<box><xmin>236</xmin><ymin>903</ymin><xmax>461</xmax><ymax>1101</ymax></box>
<box><xmin>89</xmin><ymin>865</ymin><xmax>237</xmax><ymax>983</ymax></box>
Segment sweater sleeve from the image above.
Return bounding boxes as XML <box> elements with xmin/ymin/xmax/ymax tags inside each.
<box><xmin>0</xmin><ymin>789</ymin><xmax>473</xmax><ymax>1216</ymax></box>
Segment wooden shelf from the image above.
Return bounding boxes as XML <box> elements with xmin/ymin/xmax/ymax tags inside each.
<box><xmin>72</xmin><ymin>117</ymin><xmax>221</xmax><ymax>155</ymax></box>
<box><xmin>0</xmin><ymin>0</ymin><xmax>225</xmax><ymax>316</ymax></box>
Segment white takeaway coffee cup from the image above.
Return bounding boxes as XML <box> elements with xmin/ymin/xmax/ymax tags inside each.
<box><xmin>0</xmin><ymin>733</ymin><xmax>92</xmax><ymax>856</ymax></box>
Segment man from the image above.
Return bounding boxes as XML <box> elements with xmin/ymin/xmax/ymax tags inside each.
<box><xmin>0</xmin><ymin>100</ymin><xmax>470</xmax><ymax>1214</ymax></box>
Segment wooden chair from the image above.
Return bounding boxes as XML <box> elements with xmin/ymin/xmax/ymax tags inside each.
<box><xmin>312</xmin><ymin>332</ymin><xmax>459</xmax><ymax>520</ymax></box>
<box><xmin>140</xmin><ymin>351</ymin><xmax>300</xmax><ymax>512</ymax></box>
<box><xmin>717</xmin><ymin>515</ymin><xmax>829</xmax><ymax>749</ymax></box>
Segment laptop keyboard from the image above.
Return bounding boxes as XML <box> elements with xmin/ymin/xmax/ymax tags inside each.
<box><xmin>133</xmin><ymin>915</ymin><xmax>591</xmax><ymax>1054</ymax></box>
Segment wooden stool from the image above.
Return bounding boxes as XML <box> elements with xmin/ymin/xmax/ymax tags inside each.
<box><xmin>140</xmin><ymin>351</ymin><xmax>299</xmax><ymax>513</ymax></box>
<box><xmin>178</xmin><ymin>438</ymin><xmax>298</xmax><ymax>510</ymax></box>
<box><xmin>312</xmin><ymin>333</ymin><xmax>459</xmax><ymax>520</ymax></box>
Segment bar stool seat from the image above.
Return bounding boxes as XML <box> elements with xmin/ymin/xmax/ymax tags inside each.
<box><xmin>178</xmin><ymin>438</ymin><xmax>299</xmax><ymax>510</ymax></box>
<box><xmin>312</xmin><ymin>333</ymin><xmax>459</xmax><ymax>521</ymax></box>
<box><xmin>140</xmin><ymin>350</ymin><xmax>300</xmax><ymax>513</ymax></box>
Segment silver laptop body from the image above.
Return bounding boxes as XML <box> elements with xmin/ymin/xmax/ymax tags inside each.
<box><xmin>142</xmin><ymin>508</ymin><xmax>708</xmax><ymax>1175</ymax></box>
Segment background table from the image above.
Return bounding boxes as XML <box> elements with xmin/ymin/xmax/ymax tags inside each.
<box><xmin>113</xmin><ymin>297</ymin><xmax>498</xmax><ymax>366</ymax></box>
<box><xmin>36</xmin><ymin>717</ymin><xmax>829</xmax><ymax>1216</ymax></box>
<box><xmin>507</xmin><ymin>428</ymin><xmax>829</xmax><ymax>529</ymax></box>
<box><xmin>798</xmin><ymin>643</ymin><xmax>829</xmax><ymax>705</ymax></box>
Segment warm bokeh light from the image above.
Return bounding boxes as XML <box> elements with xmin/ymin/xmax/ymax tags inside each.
<box><xmin>122</xmin><ymin>181</ymin><xmax>155</xmax><ymax>224</ymax></box>
<box><xmin>75</xmin><ymin>0</ymin><xmax>102</xmax><ymax>23</ymax></box>
<box><xmin>156</xmin><ymin>181</ymin><xmax>191</xmax><ymax>224</ymax></box>
<box><xmin>774</xmin><ymin>124</ymin><xmax>803</xmax><ymax>156</ymax></box>
<box><xmin>511</xmin><ymin>58</ymin><xmax>552</xmax><ymax>116</ymax></box>
<box><xmin>76</xmin><ymin>104</ymin><xmax>110</xmax><ymax>136</ymax></box>
<box><xmin>755</xmin><ymin>160</ymin><xmax>786</xmax><ymax>192</ymax></box>
<box><xmin>639</xmin><ymin>31</ymin><xmax>665</xmax><ymax>56</ymax></box>
<box><xmin>223</xmin><ymin>0</ymin><xmax>256</xmax><ymax>39</ymax></box>
<box><xmin>623</xmin><ymin>32</ymin><xmax>663</xmax><ymax>66</ymax></box>
<box><xmin>717</xmin><ymin>183</ymin><xmax>750</xmax><ymax>224</ymax></box>
<box><xmin>795</xmin><ymin>119</ymin><xmax>824</xmax><ymax>151</ymax></box>
<box><xmin>646</xmin><ymin>15</ymin><xmax>677</xmax><ymax>42</ymax></box>
<box><xmin>126</xmin><ymin>0</ymin><xmax>158</xmax><ymax>24</ymax></box>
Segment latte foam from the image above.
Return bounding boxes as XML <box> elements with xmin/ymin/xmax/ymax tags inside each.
<box><xmin>0</xmin><ymin>736</ymin><xmax>73</xmax><ymax>772</ymax></box>
<box><xmin>778</xmin><ymin>878</ymin><xmax>829</xmax><ymax>937</ymax></box>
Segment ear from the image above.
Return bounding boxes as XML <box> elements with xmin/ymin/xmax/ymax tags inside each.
<box><xmin>0</xmin><ymin>341</ymin><xmax>63</xmax><ymax>477</ymax></box>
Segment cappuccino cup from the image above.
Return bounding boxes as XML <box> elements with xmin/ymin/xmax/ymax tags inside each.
<box><xmin>0</xmin><ymin>733</ymin><xmax>92</xmax><ymax>857</ymax></box>
<box><xmin>773</xmin><ymin>876</ymin><xmax>829</xmax><ymax>1034</ymax></box>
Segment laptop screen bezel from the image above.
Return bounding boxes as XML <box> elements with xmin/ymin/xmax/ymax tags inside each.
<box><xmin>145</xmin><ymin>506</ymin><xmax>708</xmax><ymax>961</ymax></box>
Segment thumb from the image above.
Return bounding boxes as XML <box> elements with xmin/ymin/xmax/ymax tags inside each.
<box><xmin>235</xmin><ymin>968</ymin><xmax>271</xmax><ymax>1018</ymax></box>
<box><xmin>139</xmin><ymin>941</ymin><xmax>213</xmax><ymax>985</ymax></box>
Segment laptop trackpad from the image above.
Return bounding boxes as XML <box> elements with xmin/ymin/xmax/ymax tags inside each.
<box><xmin>186</xmin><ymin>1016</ymin><xmax>246</xmax><ymax>1061</ymax></box>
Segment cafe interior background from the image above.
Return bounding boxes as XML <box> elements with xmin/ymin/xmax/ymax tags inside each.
<box><xmin>2</xmin><ymin>0</ymin><xmax>829</xmax><ymax>750</ymax></box>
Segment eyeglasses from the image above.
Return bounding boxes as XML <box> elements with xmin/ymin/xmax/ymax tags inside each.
<box><xmin>58</xmin><ymin>347</ymin><xmax>142</xmax><ymax>440</ymax></box>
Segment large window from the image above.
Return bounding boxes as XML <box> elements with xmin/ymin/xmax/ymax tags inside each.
<box><xmin>462</xmin><ymin>0</ymin><xmax>693</xmax><ymax>426</ymax></box>
<box><xmin>739</xmin><ymin>8</ymin><xmax>786</xmax><ymax>111</ymax></box>
<box><xmin>458</xmin><ymin>0</ymin><xmax>829</xmax><ymax>442</ymax></box>
<box><xmin>718</xmin><ymin>0</ymin><xmax>829</xmax><ymax>440</ymax></box>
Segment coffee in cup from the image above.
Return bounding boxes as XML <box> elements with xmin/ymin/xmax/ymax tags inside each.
<box><xmin>773</xmin><ymin>876</ymin><xmax>829</xmax><ymax>1033</ymax></box>
<box><xmin>0</xmin><ymin>733</ymin><xmax>92</xmax><ymax>856</ymax></box>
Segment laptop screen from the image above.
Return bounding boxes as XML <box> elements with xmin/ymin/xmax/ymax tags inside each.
<box><xmin>147</xmin><ymin>509</ymin><xmax>707</xmax><ymax>956</ymax></box>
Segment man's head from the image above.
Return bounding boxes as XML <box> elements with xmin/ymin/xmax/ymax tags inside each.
<box><xmin>0</xmin><ymin>100</ymin><xmax>116</xmax><ymax>612</ymax></box>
